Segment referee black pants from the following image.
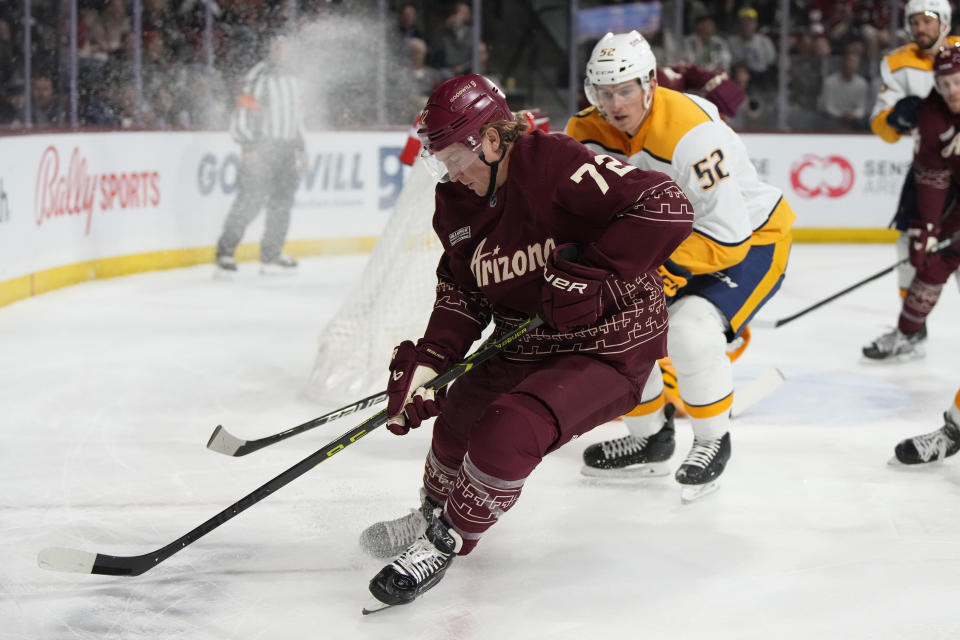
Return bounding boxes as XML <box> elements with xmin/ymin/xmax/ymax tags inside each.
<box><xmin>216</xmin><ymin>141</ymin><xmax>299</xmax><ymax>263</ymax></box>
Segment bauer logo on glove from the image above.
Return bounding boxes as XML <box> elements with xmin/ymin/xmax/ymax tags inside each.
<box><xmin>540</xmin><ymin>243</ymin><xmax>611</xmax><ymax>332</ymax></box>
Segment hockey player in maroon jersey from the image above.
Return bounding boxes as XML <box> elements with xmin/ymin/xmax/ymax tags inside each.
<box><xmin>360</xmin><ymin>74</ymin><xmax>693</xmax><ymax>612</ymax></box>
<box><xmin>869</xmin><ymin>43</ymin><xmax>960</xmax><ymax>361</ymax></box>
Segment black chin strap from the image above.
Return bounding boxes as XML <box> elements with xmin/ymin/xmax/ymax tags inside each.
<box><xmin>479</xmin><ymin>146</ymin><xmax>506</xmax><ymax>200</ymax></box>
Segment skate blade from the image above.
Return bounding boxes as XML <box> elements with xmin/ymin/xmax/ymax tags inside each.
<box><xmin>680</xmin><ymin>480</ymin><xmax>720</xmax><ymax>504</ymax></box>
<box><xmin>860</xmin><ymin>348</ymin><xmax>926</xmax><ymax>364</ymax></box>
<box><xmin>362</xmin><ymin>596</ymin><xmax>397</xmax><ymax>615</ymax></box>
<box><xmin>580</xmin><ymin>462</ymin><xmax>672</xmax><ymax>479</ymax></box>
<box><xmin>213</xmin><ymin>268</ymin><xmax>237</xmax><ymax>281</ymax></box>
<box><xmin>259</xmin><ymin>265</ymin><xmax>298</xmax><ymax>276</ymax></box>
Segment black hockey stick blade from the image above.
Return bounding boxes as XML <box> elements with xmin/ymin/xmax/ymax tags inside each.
<box><xmin>769</xmin><ymin>231</ymin><xmax>960</xmax><ymax>329</ymax></box>
<box><xmin>37</xmin><ymin>315</ymin><xmax>544</xmax><ymax>576</ymax></box>
<box><xmin>206</xmin><ymin>390</ymin><xmax>389</xmax><ymax>457</ymax></box>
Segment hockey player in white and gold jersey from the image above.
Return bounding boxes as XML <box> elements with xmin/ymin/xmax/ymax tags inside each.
<box><xmin>566</xmin><ymin>31</ymin><xmax>795</xmax><ymax>501</ymax></box>
<box><xmin>863</xmin><ymin>0</ymin><xmax>960</xmax><ymax>360</ymax></box>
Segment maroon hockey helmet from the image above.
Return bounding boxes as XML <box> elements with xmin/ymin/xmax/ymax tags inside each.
<box><xmin>934</xmin><ymin>42</ymin><xmax>960</xmax><ymax>77</ymax></box>
<box><xmin>416</xmin><ymin>74</ymin><xmax>512</xmax><ymax>154</ymax></box>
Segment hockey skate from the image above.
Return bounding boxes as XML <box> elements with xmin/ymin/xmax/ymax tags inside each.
<box><xmin>214</xmin><ymin>254</ymin><xmax>238</xmax><ymax>279</ymax></box>
<box><xmin>259</xmin><ymin>253</ymin><xmax>298</xmax><ymax>275</ymax></box>
<box><xmin>359</xmin><ymin>493</ymin><xmax>436</xmax><ymax>559</ymax></box>
<box><xmin>364</xmin><ymin>502</ymin><xmax>462</xmax><ymax>614</ymax></box>
<box><xmin>892</xmin><ymin>412</ymin><xmax>960</xmax><ymax>465</ymax></box>
<box><xmin>861</xmin><ymin>326</ymin><xmax>926</xmax><ymax>361</ymax></box>
<box><xmin>675</xmin><ymin>432</ymin><xmax>731</xmax><ymax>503</ymax></box>
<box><xmin>581</xmin><ymin>403</ymin><xmax>676</xmax><ymax>478</ymax></box>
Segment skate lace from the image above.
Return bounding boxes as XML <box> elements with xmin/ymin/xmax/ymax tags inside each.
<box><xmin>386</xmin><ymin>509</ymin><xmax>427</xmax><ymax>547</ymax></box>
<box><xmin>912</xmin><ymin>428</ymin><xmax>954</xmax><ymax>462</ymax></box>
<box><xmin>601</xmin><ymin>435</ymin><xmax>646</xmax><ymax>459</ymax></box>
<box><xmin>393</xmin><ymin>536</ymin><xmax>447</xmax><ymax>583</ymax></box>
<box><xmin>683</xmin><ymin>436</ymin><xmax>721</xmax><ymax>469</ymax></box>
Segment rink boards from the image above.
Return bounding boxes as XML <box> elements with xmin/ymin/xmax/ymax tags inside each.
<box><xmin>0</xmin><ymin>129</ymin><xmax>912</xmax><ymax>307</ymax></box>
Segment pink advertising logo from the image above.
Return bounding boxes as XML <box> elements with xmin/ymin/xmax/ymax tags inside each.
<box><xmin>789</xmin><ymin>154</ymin><xmax>855</xmax><ymax>198</ymax></box>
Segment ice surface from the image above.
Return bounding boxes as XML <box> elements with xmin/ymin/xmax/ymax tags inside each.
<box><xmin>2</xmin><ymin>245</ymin><xmax>959</xmax><ymax>639</ymax></box>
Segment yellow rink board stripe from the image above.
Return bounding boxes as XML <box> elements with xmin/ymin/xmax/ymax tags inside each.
<box><xmin>0</xmin><ymin>237</ymin><xmax>377</xmax><ymax>308</ymax></box>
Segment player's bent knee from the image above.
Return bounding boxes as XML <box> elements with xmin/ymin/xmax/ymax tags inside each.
<box><xmin>468</xmin><ymin>393</ymin><xmax>559</xmax><ymax>481</ymax></box>
<box><xmin>668</xmin><ymin>297</ymin><xmax>728</xmax><ymax>372</ymax></box>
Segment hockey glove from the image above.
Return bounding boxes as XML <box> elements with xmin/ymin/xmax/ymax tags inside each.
<box><xmin>385</xmin><ymin>341</ymin><xmax>453</xmax><ymax>435</ymax></box>
<box><xmin>907</xmin><ymin>221</ymin><xmax>940</xmax><ymax>270</ymax></box>
<box><xmin>886</xmin><ymin>96</ymin><xmax>923</xmax><ymax>134</ymax></box>
<box><xmin>657</xmin><ymin>259</ymin><xmax>693</xmax><ymax>297</ymax></box>
<box><xmin>703</xmin><ymin>73</ymin><xmax>746</xmax><ymax>118</ymax></box>
<box><xmin>541</xmin><ymin>243</ymin><xmax>609</xmax><ymax>332</ymax></box>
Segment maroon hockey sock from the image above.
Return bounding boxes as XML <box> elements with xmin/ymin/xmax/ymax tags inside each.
<box><xmin>422</xmin><ymin>446</ymin><xmax>459</xmax><ymax>505</ymax></box>
<box><xmin>444</xmin><ymin>453</ymin><xmax>525</xmax><ymax>555</ymax></box>
<box><xmin>898</xmin><ymin>278</ymin><xmax>943</xmax><ymax>334</ymax></box>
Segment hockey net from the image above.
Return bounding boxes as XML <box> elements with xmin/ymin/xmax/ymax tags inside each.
<box><xmin>306</xmin><ymin>157</ymin><xmax>442</xmax><ymax>404</ymax></box>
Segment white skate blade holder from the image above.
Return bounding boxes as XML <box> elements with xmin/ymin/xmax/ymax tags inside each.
<box><xmin>680</xmin><ymin>480</ymin><xmax>721</xmax><ymax>504</ymax></box>
<box><xmin>580</xmin><ymin>461</ymin><xmax>672</xmax><ymax>479</ymax></box>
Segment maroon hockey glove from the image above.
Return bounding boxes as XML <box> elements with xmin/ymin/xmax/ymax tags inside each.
<box><xmin>541</xmin><ymin>243</ymin><xmax>609</xmax><ymax>332</ymax></box>
<box><xmin>386</xmin><ymin>341</ymin><xmax>453</xmax><ymax>435</ymax></box>
<box><xmin>907</xmin><ymin>221</ymin><xmax>940</xmax><ymax>270</ymax></box>
<box><xmin>704</xmin><ymin>74</ymin><xmax>746</xmax><ymax>118</ymax></box>
<box><xmin>657</xmin><ymin>259</ymin><xmax>693</xmax><ymax>297</ymax></box>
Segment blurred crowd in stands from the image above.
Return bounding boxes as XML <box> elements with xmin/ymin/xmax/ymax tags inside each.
<box><xmin>0</xmin><ymin>0</ymin><xmax>953</xmax><ymax>132</ymax></box>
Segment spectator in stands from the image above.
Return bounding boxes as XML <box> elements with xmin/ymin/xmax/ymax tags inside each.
<box><xmin>0</xmin><ymin>80</ymin><xmax>19</xmax><ymax>127</ymax></box>
<box><xmin>396</xmin><ymin>2</ymin><xmax>423</xmax><ymax>42</ymax></box>
<box><xmin>395</xmin><ymin>36</ymin><xmax>448</xmax><ymax>124</ymax></box>
<box><xmin>0</xmin><ymin>19</ymin><xmax>15</xmax><ymax>89</ymax></box>
<box><xmin>725</xmin><ymin>62</ymin><xmax>770</xmax><ymax>130</ymax></box>
<box><xmin>682</xmin><ymin>14</ymin><xmax>732</xmax><ymax>71</ymax></box>
<box><xmin>727</xmin><ymin>7</ymin><xmax>777</xmax><ymax>87</ymax></box>
<box><xmin>429</xmin><ymin>1</ymin><xmax>474</xmax><ymax>75</ymax></box>
<box><xmin>818</xmin><ymin>47</ymin><xmax>870</xmax><ymax>130</ymax></box>
<box><xmin>30</xmin><ymin>74</ymin><xmax>66</xmax><ymax>127</ymax></box>
<box><xmin>788</xmin><ymin>29</ymin><xmax>830</xmax><ymax>122</ymax></box>
<box><xmin>101</xmin><ymin>0</ymin><xmax>132</xmax><ymax>54</ymax></box>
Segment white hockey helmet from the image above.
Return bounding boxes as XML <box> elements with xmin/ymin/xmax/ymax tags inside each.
<box><xmin>584</xmin><ymin>31</ymin><xmax>657</xmax><ymax>107</ymax></box>
<box><xmin>906</xmin><ymin>0</ymin><xmax>952</xmax><ymax>49</ymax></box>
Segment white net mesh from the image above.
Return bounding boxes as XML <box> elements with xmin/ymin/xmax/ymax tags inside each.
<box><xmin>306</xmin><ymin>159</ymin><xmax>442</xmax><ymax>404</ymax></box>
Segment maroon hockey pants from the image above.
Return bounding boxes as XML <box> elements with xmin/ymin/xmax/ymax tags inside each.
<box><xmin>421</xmin><ymin>353</ymin><xmax>649</xmax><ymax>554</ymax></box>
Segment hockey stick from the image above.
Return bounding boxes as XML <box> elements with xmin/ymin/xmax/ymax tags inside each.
<box><xmin>206</xmin><ymin>390</ymin><xmax>389</xmax><ymax>457</ymax></box>
<box><xmin>763</xmin><ymin>232</ymin><xmax>960</xmax><ymax>329</ymax></box>
<box><xmin>37</xmin><ymin>315</ymin><xmax>545</xmax><ymax>577</ymax></box>
<box><xmin>730</xmin><ymin>367</ymin><xmax>784</xmax><ymax>418</ymax></box>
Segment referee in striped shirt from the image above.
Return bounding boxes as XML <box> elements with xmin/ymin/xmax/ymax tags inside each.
<box><xmin>216</xmin><ymin>30</ymin><xmax>306</xmax><ymax>275</ymax></box>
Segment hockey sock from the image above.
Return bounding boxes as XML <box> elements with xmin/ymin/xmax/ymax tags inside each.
<box><xmin>444</xmin><ymin>453</ymin><xmax>525</xmax><ymax>555</ymax></box>
<box><xmin>898</xmin><ymin>278</ymin><xmax>943</xmax><ymax>334</ymax></box>
<box><xmin>422</xmin><ymin>446</ymin><xmax>459</xmax><ymax>506</ymax></box>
